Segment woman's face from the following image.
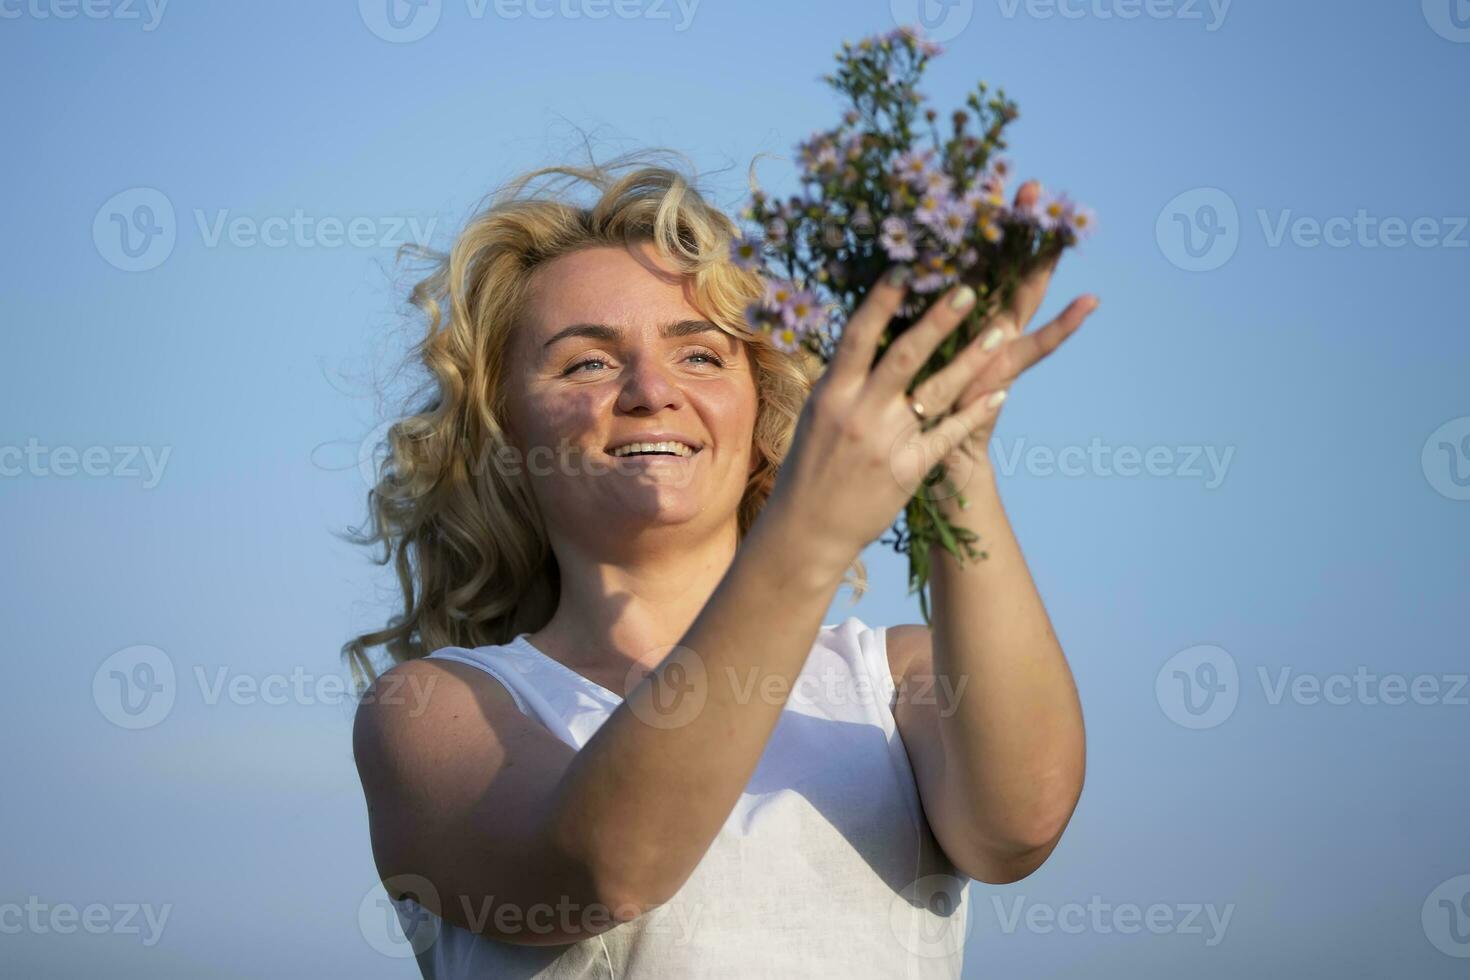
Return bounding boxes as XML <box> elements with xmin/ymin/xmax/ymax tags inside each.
<box><xmin>503</xmin><ymin>243</ymin><xmax>760</xmax><ymax>549</ymax></box>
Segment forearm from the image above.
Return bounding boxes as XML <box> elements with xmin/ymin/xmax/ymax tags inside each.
<box><xmin>928</xmin><ymin>459</ymin><xmax>1086</xmax><ymax>858</ymax></box>
<box><xmin>548</xmin><ymin>501</ymin><xmax>849</xmax><ymax>913</ymax></box>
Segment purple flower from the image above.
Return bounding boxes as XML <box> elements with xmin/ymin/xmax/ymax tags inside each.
<box><xmin>729</xmin><ymin>236</ymin><xmax>762</xmax><ymax>271</ymax></box>
<box><xmin>800</xmin><ymin>138</ymin><xmax>839</xmax><ymax>173</ymax></box>
<box><xmin>880</xmin><ymin>216</ymin><xmax>918</xmax><ymax>261</ymax></box>
<box><xmin>1066</xmin><ymin>204</ymin><xmax>1097</xmax><ymax>240</ymax></box>
<box><xmin>910</xmin><ymin>251</ymin><xmax>956</xmax><ymax>294</ymax></box>
<box><xmin>911</xmin><ymin>269</ymin><xmax>948</xmax><ymax>294</ymax></box>
<box><xmin>1039</xmin><ymin>192</ymin><xmax>1074</xmax><ymax>233</ymax></box>
<box><xmin>919</xmin><ymin>168</ymin><xmax>954</xmax><ymax>197</ymax></box>
<box><xmin>743</xmin><ymin>301</ymin><xmax>775</xmax><ymax>336</ymax></box>
<box><xmin>770</xmin><ymin>324</ymin><xmax>802</xmax><ymax>355</ymax></box>
<box><xmin>894</xmin><ymin>148</ymin><xmax>935</xmax><ymax>187</ymax></box>
<box><xmin>934</xmin><ymin>198</ymin><xmax>971</xmax><ymax>248</ymax></box>
<box><xmin>765</xmin><ymin>217</ymin><xmax>789</xmax><ymax>245</ymax></box>
<box><xmin>764</xmin><ymin>278</ymin><xmax>798</xmax><ymax>311</ymax></box>
<box><xmin>913</xmin><ymin>191</ymin><xmax>947</xmax><ymax>232</ymax></box>
<box><xmin>782</xmin><ymin>290</ymin><xmax>824</xmax><ymax>334</ymax></box>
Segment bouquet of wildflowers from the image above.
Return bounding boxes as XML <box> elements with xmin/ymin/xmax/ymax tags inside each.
<box><xmin>732</xmin><ymin>25</ymin><xmax>1094</xmax><ymax>623</ymax></box>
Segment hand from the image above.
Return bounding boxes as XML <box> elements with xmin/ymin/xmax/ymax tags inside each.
<box><xmin>914</xmin><ymin>178</ymin><xmax>1099</xmax><ymax>473</ymax></box>
<box><xmin>763</xmin><ymin>178</ymin><xmax>1098</xmax><ymax>565</ymax></box>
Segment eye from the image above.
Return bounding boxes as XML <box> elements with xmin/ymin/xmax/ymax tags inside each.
<box><xmin>565</xmin><ymin>357</ymin><xmax>608</xmax><ymax>375</ymax></box>
<box><xmin>564</xmin><ymin>349</ymin><xmax>725</xmax><ymax>375</ymax></box>
<box><xmin>687</xmin><ymin>348</ymin><xmax>726</xmax><ymax>367</ymax></box>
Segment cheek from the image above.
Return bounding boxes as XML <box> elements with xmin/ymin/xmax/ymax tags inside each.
<box><xmin>702</xmin><ymin>378</ymin><xmax>760</xmax><ymax>446</ymax></box>
<box><xmin>518</xmin><ymin>388</ymin><xmax>609</xmax><ymax>450</ymax></box>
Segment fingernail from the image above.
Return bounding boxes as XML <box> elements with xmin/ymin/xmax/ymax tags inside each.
<box><xmin>885</xmin><ymin>266</ymin><xmax>910</xmax><ymax>287</ymax></box>
<box><xmin>980</xmin><ymin>326</ymin><xmax>1004</xmax><ymax>351</ymax></box>
<box><xmin>986</xmin><ymin>389</ymin><xmax>1008</xmax><ymax>409</ymax></box>
<box><xmin>949</xmin><ymin>285</ymin><xmax>976</xmax><ymax>311</ymax></box>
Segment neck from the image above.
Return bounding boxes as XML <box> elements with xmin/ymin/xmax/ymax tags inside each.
<box><xmin>530</xmin><ymin>521</ymin><xmax>742</xmax><ymax>673</ymax></box>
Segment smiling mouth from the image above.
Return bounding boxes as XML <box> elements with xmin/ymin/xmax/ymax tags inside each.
<box><xmin>604</xmin><ymin>447</ymin><xmax>703</xmax><ymax>461</ymax></box>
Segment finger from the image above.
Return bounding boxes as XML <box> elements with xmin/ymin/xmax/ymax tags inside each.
<box><xmin>1010</xmin><ymin>251</ymin><xmax>1061</xmax><ymax>329</ymax></box>
<box><xmin>919</xmin><ymin>386</ymin><xmax>1010</xmax><ymax>466</ymax></box>
<box><xmin>1006</xmin><ymin>179</ymin><xmax>1057</xmax><ymax>328</ymax></box>
<box><xmin>1013</xmin><ymin>178</ymin><xmax>1041</xmax><ymax>212</ymax></box>
<box><xmin>906</xmin><ymin>311</ymin><xmax>1015</xmax><ymax>419</ymax></box>
<box><xmin>827</xmin><ymin>266</ymin><xmax>909</xmax><ymax>386</ymax></box>
<box><xmin>956</xmin><ymin>295</ymin><xmax>1097</xmax><ymax>404</ymax></box>
<box><xmin>868</xmin><ymin>282</ymin><xmax>978</xmax><ymax>402</ymax></box>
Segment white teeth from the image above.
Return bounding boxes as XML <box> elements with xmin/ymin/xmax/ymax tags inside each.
<box><xmin>609</xmin><ymin>441</ymin><xmax>695</xmax><ymax>458</ymax></box>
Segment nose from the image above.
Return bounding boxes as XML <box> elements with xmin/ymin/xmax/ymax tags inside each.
<box><xmin>614</xmin><ymin>355</ymin><xmax>686</xmax><ymax>415</ymax></box>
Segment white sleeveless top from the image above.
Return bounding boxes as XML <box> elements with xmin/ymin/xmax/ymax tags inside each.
<box><xmin>392</xmin><ymin>615</ymin><xmax>970</xmax><ymax>978</ymax></box>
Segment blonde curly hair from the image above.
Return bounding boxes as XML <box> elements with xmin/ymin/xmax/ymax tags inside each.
<box><xmin>340</xmin><ymin>148</ymin><xmax>866</xmax><ymax>690</ymax></box>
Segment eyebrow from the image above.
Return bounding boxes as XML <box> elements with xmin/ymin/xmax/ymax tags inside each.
<box><xmin>541</xmin><ymin>319</ymin><xmax>727</xmax><ymax>350</ymax></box>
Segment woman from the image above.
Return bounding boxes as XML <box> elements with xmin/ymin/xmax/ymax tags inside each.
<box><xmin>347</xmin><ymin>151</ymin><xmax>1091</xmax><ymax>978</ymax></box>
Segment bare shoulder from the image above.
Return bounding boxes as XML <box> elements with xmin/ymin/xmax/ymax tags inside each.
<box><xmin>352</xmin><ymin>657</ymin><xmax>522</xmax><ymax>771</ymax></box>
<box><xmin>350</xmin><ymin>656</ymin><xmax>596</xmax><ymax>944</ymax></box>
<box><xmin>882</xmin><ymin>623</ymin><xmax>934</xmax><ymax>686</ymax></box>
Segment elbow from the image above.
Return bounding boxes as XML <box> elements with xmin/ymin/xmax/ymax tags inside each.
<box><xmin>962</xmin><ymin>837</ymin><xmax>1061</xmax><ymax>885</ymax></box>
<box><xmin>951</xmin><ymin>805</ymin><xmax>1079</xmax><ymax>885</ymax></box>
<box><xmin>546</xmin><ymin>826</ymin><xmax>673</xmax><ymax>926</ymax></box>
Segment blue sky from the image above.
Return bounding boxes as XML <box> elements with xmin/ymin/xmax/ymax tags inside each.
<box><xmin>3</xmin><ymin>1</ymin><xmax>1468</xmax><ymax>976</ymax></box>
